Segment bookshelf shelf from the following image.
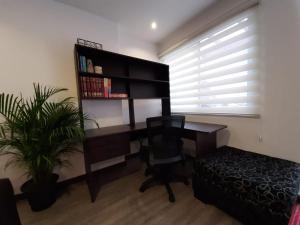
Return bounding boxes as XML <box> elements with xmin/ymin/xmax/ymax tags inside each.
<box><xmin>79</xmin><ymin>72</ymin><xmax>129</xmax><ymax>80</ymax></box>
<box><xmin>82</xmin><ymin>97</ymin><xmax>128</xmax><ymax>100</ymax></box>
<box><xmin>128</xmin><ymin>77</ymin><xmax>169</xmax><ymax>83</ymax></box>
<box><xmin>79</xmin><ymin>72</ymin><xmax>168</xmax><ymax>83</ymax></box>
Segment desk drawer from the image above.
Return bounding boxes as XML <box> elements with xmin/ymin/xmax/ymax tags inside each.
<box><xmin>85</xmin><ymin>134</ymin><xmax>130</xmax><ymax>164</ymax></box>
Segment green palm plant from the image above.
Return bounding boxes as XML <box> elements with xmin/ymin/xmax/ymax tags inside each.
<box><xmin>0</xmin><ymin>83</ymin><xmax>85</xmax><ymax>185</ymax></box>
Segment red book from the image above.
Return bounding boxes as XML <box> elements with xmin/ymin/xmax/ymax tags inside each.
<box><xmin>85</xmin><ymin>77</ymin><xmax>89</xmax><ymax>98</ymax></box>
<box><xmin>84</xmin><ymin>77</ymin><xmax>88</xmax><ymax>98</ymax></box>
<box><xmin>104</xmin><ymin>78</ymin><xmax>108</xmax><ymax>98</ymax></box>
<box><xmin>98</xmin><ymin>78</ymin><xmax>103</xmax><ymax>97</ymax></box>
<box><xmin>96</xmin><ymin>78</ymin><xmax>100</xmax><ymax>97</ymax></box>
<box><xmin>103</xmin><ymin>78</ymin><xmax>106</xmax><ymax>98</ymax></box>
<box><xmin>93</xmin><ymin>78</ymin><xmax>97</xmax><ymax>97</ymax></box>
<box><xmin>91</xmin><ymin>78</ymin><xmax>95</xmax><ymax>97</ymax></box>
<box><xmin>94</xmin><ymin>78</ymin><xmax>98</xmax><ymax>97</ymax></box>
<box><xmin>100</xmin><ymin>78</ymin><xmax>104</xmax><ymax>97</ymax></box>
<box><xmin>108</xmin><ymin>79</ymin><xmax>111</xmax><ymax>98</ymax></box>
<box><xmin>87</xmin><ymin>77</ymin><xmax>92</xmax><ymax>98</ymax></box>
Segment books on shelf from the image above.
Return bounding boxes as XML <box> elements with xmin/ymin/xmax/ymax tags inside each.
<box><xmin>79</xmin><ymin>77</ymin><xmax>128</xmax><ymax>99</ymax></box>
<box><xmin>79</xmin><ymin>56</ymin><xmax>101</xmax><ymax>74</ymax></box>
<box><xmin>109</xmin><ymin>93</ymin><xmax>128</xmax><ymax>98</ymax></box>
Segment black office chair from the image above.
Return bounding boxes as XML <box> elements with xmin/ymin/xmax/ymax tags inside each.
<box><xmin>139</xmin><ymin>116</ymin><xmax>189</xmax><ymax>202</ymax></box>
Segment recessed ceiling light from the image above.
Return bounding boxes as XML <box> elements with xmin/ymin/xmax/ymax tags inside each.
<box><xmin>151</xmin><ymin>22</ymin><xmax>157</xmax><ymax>30</ymax></box>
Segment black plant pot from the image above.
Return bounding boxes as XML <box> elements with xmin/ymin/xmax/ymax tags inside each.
<box><xmin>21</xmin><ymin>174</ymin><xmax>59</xmax><ymax>212</ymax></box>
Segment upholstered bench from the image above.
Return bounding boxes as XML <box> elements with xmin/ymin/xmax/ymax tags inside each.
<box><xmin>192</xmin><ymin>146</ymin><xmax>300</xmax><ymax>225</ymax></box>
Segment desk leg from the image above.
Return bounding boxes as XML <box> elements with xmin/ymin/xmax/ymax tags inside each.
<box><xmin>195</xmin><ymin>132</ymin><xmax>217</xmax><ymax>157</ymax></box>
<box><xmin>84</xmin><ymin>150</ymin><xmax>98</xmax><ymax>202</ymax></box>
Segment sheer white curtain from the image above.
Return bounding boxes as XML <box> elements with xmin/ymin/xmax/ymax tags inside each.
<box><xmin>161</xmin><ymin>8</ymin><xmax>259</xmax><ymax>116</ymax></box>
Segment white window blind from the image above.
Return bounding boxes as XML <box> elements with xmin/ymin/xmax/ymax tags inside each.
<box><xmin>161</xmin><ymin>8</ymin><xmax>259</xmax><ymax>116</ymax></box>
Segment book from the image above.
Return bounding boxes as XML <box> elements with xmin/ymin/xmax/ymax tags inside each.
<box><xmin>97</xmin><ymin>78</ymin><xmax>103</xmax><ymax>97</ymax></box>
<box><xmin>100</xmin><ymin>78</ymin><xmax>104</xmax><ymax>97</ymax></box>
<box><xmin>79</xmin><ymin>56</ymin><xmax>87</xmax><ymax>72</ymax></box>
<box><xmin>109</xmin><ymin>93</ymin><xmax>128</xmax><ymax>98</ymax></box>
<box><xmin>87</xmin><ymin>77</ymin><xmax>92</xmax><ymax>98</ymax></box>
<box><xmin>83</xmin><ymin>56</ymin><xmax>87</xmax><ymax>72</ymax></box>
<box><xmin>93</xmin><ymin>78</ymin><xmax>98</xmax><ymax>97</ymax></box>
<box><xmin>90</xmin><ymin>78</ymin><xmax>94</xmax><ymax>97</ymax></box>
<box><xmin>87</xmin><ymin>59</ymin><xmax>94</xmax><ymax>73</ymax></box>
<box><xmin>94</xmin><ymin>78</ymin><xmax>99</xmax><ymax>97</ymax></box>
<box><xmin>81</xmin><ymin>77</ymin><xmax>124</xmax><ymax>99</ymax></box>
<box><xmin>104</xmin><ymin>78</ymin><xmax>108</xmax><ymax>98</ymax></box>
<box><xmin>108</xmin><ymin>79</ymin><xmax>111</xmax><ymax>97</ymax></box>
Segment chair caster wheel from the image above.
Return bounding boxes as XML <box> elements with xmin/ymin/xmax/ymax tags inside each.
<box><xmin>144</xmin><ymin>168</ymin><xmax>151</xmax><ymax>177</ymax></box>
<box><xmin>139</xmin><ymin>186</ymin><xmax>146</xmax><ymax>193</ymax></box>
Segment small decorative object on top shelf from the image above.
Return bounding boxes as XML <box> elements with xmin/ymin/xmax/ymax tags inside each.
<box><xmin>94</xmin><ymin>66</ymin><xmax>103</xmax><ymax>74</ymax></box>
<box><xmin>87</xmin><ymin>59</ymin><xmax>94</xmax><ymax>73</ymax></box>
<box><xmin>77</xmin><ymin>38</ymin><xmax>102</xmax><ymax>50</ymax></box>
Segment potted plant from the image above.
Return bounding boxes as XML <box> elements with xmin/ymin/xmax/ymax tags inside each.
<box><xmin>0</xmin><ymin>83</ymin><xmax>85</xmax><ymax>211</ymax></box>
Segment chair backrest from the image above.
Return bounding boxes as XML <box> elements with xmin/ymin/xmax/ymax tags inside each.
<box><xmin>146</xmin><ymin>116</ymin><xmax>185</xmax><ymax>159</ymax></box>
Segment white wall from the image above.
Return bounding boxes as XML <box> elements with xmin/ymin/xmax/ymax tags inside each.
<box><xmin>0</xmin><ymin>0</ymin><xmax>160</xmax><ymax>193</ymax></box>
<box><xmin>160</xmin><ymin>0</ymin><xmax>300</xmax><ymax>163</ymax></box>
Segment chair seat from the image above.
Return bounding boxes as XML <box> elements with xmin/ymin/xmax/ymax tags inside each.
<box><xmin>149</xmin><ymin>152</ymin><xmax>183</xmax><ymax>165</ymax></box>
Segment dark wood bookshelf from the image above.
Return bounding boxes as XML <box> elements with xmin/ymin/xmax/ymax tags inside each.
<box><xmin>74</xmin><ymin>44</ymin><xmax>171</xmax><ymax>126</ymax></box>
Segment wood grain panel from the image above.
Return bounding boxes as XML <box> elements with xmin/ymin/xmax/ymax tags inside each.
<box><xmin>85</xmin><ymin>134</ymin><xmax>130</xmax><ymax>163</ymax></box>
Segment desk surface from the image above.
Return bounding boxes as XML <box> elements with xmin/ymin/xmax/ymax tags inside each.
<box><xmin>85</xmin><ymin>121</ymin><xmax>227</xmax><ymax>139</ymax></box>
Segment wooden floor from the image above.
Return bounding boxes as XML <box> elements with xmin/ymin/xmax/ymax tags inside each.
<box><xmin>17</xmin><ymin>171</ymin><xmax>241</xmax><ymax>225</ymax></box>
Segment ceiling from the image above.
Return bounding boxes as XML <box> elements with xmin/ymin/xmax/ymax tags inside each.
<box><xmin>55</xmin><ymin>0</ymin><xmax>217</xmax><ymax>43</ymax></box>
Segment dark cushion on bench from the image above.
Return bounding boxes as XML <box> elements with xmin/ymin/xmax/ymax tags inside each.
<box><xmin>193</xmin><ymin>146</ymin><xmax>300</xmax><ymax>225</ymax></box>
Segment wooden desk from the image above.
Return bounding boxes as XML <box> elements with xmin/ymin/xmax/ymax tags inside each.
<box><xmin>84</xmin><ymin>121</ymin><xmax>227</xmax><ymax>201</ymax></box>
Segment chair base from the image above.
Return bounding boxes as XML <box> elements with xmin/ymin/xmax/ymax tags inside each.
<box><xmin>139</xmin><ymin>169</ymin><xmax>189</xmax><ymax>203</ymax></box>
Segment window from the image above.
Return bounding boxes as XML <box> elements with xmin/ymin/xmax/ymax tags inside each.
<box><xmin>161</xmin><ymin>8</ymin><xmax>259</xmax><ymax>116</ymax></box>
